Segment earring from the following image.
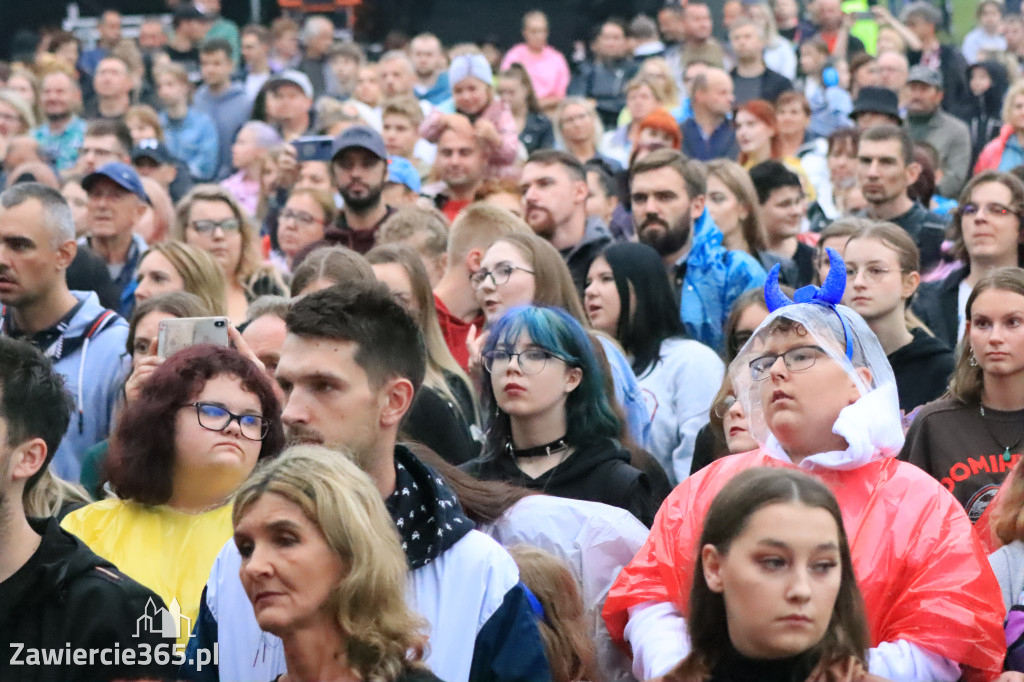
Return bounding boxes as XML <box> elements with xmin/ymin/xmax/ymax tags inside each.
<box><xmin>969</xmin><ymin>348</ymin><xmax>978</xmax><ymax>367</ymax></box>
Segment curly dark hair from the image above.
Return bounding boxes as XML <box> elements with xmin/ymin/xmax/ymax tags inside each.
<box><xmin>105</xmin><ymin>345</ymin><xmax>285</xmax><ymax>505</ymax></box>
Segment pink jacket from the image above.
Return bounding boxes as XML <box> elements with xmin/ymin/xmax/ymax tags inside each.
<box><xmin>420</xmin><ymin>97</ymin><xmax>520</xmax><ymax>181</ymax></box>
<box><xmin>975</xmin><ymin>123</ymin><xmax>1014</xmax><ymax>173</ymax></box>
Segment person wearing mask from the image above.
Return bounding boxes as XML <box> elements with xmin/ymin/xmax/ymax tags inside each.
<box><xmin>179</xmin><ymin>283</ymin><xmax>551</xmax><ymax>682</ymax></box>
<box><xmin>904</xmin><ymin>66</ymin><xmax>972</xmax><ymax>199</ymax></box>
<box><xmin>603</xmin><ymin>251</ymin><xmax>1005</xmax><ymax>681</ymax></box>
<box><xmin>842</xmin><ymin>222</ymin><xmax>953</xmax><ymax>414</ymax></box>
<box><xmin>630</xmin><ymin>149</ymin><xmax>766</xmax><ymax>352</ymax></box>
<box><xmin>585</xmin><ymin>242</ymin><xmax>723</xmax><ymax>484</ymax></box>
<box><xmin>857</xmin><ymin>124</ymin><xmax>946</xmax><ymax>274</ymax></box>
<box><xmin>903</xmin><ymin>268</ymin><xmax>1024</xmax><ymax>522</ymax></box>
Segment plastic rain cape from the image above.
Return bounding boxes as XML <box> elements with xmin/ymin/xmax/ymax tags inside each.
<box><xmin>602</xmin><ymin>251</ymin><xmax>1006</xmax><ymax>681</ymax></box>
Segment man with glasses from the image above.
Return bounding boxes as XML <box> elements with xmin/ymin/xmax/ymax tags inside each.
<box><xmin>75</xmin><ymin>119</ymin><xmax>133</xmax><ymax>175</ymax></box>
<box><xmin>0</xmin><ymin>183</ymin><xmax>129</xmax><ymax>481</ymax></box>
<box><xmin>329</xmin><ymin>126</ymin><xmax>393</xmax><ymax>254</ymax></box>
<box><xmin>81</xmin><ymin>162</ymin><xmax>150</xmax><ymax>317</ymax></box>
<box><xmin>857</xmin><ymin>124</ymin><xmax>945</xmax><ymax>272</ymax></box>
<box><xmin>520</xmin><ymin>149</ymin><xmax>611</xmax><ymax>296</ymax></box>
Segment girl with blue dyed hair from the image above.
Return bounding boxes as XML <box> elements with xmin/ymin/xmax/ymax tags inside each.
<box><xmin>461</xmin><ymin>305</ymin><xmax>656</xmax><ymax>526</ymax></box>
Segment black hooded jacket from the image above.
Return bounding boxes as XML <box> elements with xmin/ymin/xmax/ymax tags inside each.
<box><xmin>889</xmin><ymin>327</ymin><xmax>955</xmax><ymax>414</ymax></box>
<box><xmin>967</xmin><ymin>61</ymin><xmax>1010</xmax><ymax>164</ymax></box>
<box><xmin>0</xmin><ymin>517</ymin><xmax>175</xmax><ymax>682</ymax></box>
<box><xmin>461</xmin><ymin>436</ymin><xmax>655</xmax><ymax>526</ymax></box>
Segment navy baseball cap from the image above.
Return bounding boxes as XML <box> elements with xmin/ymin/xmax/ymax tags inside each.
<box><xmin>331</xmin><ymin>125</ymin><xmax>388</xmax><ymax>162</ymax></box>
<box><xmin>83</xmin><ymin>162</ymin><xmax>151</xmax><ymax>205</ymax></box>
<box><xmin>131</xmin><ymin>138</ymin><xmax>175</xmax><ymax>166</ymax></box>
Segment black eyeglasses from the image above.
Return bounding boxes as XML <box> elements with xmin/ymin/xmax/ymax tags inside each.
<box><xmin>748</xmin><ymin>345</ymin><xmax>825</xmax><ymax>381</ymax></box>
<box><xmin>482</xmin><ymin>348</ymin><xmax>566</xmax><ymax>375</ymax></box>
<box><xmin>470</xmin><ymin>263</ymin><xmax>535</xmax><ymax>289</ymax></box>
<box><xmin>190</xmin><ymin>219</ymin><xmax>241</xmax><ymax>234</ymax></box>
<box><xmin>185</xmin><ymin>402</ymin><xmax>271</xmax><ymax>441</ymax></box>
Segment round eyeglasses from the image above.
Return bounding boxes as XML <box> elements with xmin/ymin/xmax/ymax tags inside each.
<box><xmin>482</xmin><ymin>348</ymin><xmax>566</xmax><ymax>375</ymax></box>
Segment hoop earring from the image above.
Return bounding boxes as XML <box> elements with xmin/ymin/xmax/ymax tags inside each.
<box><xmin>969</xmin><ymin>348</ymin><xmax>978</xmax><ymax>367</ymax></box>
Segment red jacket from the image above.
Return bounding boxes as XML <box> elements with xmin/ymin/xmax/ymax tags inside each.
<box><xmin>602</xmin><ymin>449</ymin><xmax>1005</xmax><ymax>681</ymax></box>
<box><xmin>975</xmin><ymin>123</ymin><xmax>1014</xmax><ymax>174</ymax></box>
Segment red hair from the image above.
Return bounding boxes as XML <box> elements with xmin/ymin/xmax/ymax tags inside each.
<box><xmin>737</xmin><ymin>99</ymin><xmax>782</xmax><ymax>165</ymax></box>
<box><xmin>637</xmin><ymin>108</ymin><xmax>682</xmax><ymax>150</ymax></box>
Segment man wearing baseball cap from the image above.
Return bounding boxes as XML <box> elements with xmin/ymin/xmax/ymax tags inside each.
<box><xmin>266</xmin><ymin>70</ymin><xmax>315</xmax><ymax>141</ymax></box>
<box><xmin>905</xmin><ymin>64</ymin><xmax>971</xmax><ymax>198</ymax></box>
<box><xmin>329</xmin><ymin>125</ymin><xmax>395</xmax><ymax>253</ymax></box>
<box><xmin>81</xmin><ymin>162</ymin><xmax>150</xmax><ymax>317</ymax></box>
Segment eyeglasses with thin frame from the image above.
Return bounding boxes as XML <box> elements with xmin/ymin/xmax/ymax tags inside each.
<box><xmin>482</xmin><ymin>348</ymin><xmax>567</xmax><ymax>375</ymax></box>
<box><xmin>961</xmin><ymin>202</ymin><xmax>1015</xmax><ymax>217</ymax></box>
<box><xmin>185</xmin><ymin>401</ymin><xmax>271</xmax><ymax>441</ymax></box>
<box><xmin>845</xmin><ymin>264</ymin><xmax>897</xmax><ymax>283</ymax></box>
<box><xmin>713</xmin><ymin>394</ymin><xmax>739</xmax><ymax>418</ymax></box>
<box><xmin>748</xmin><ymin>345</ymin><xmax>825</xmax><ymax>381</ymax></box>
<box><xmin>470</xmin><ymin>262</ymin><xmax>535</xmax><ymax>289</ymax></box>
<box><xmin>190</xmin><ymin>219</ymin><xmax>242</xmax><ymax>234</ymax></box>
<box><xmin>279</xmin><ymin>207</ymin><xmax>325</xmax><ymax>227</ymax></box>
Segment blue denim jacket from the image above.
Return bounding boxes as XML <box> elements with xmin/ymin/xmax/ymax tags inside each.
<box><xmin>676</xmin><ymin>210</ymin><xmax>767</xmax><ymax>354</ymax></box>
<box><xmin>160</xmin><ymin>107</ymin><xmax>220</xmax><ymax>182</ymax></box>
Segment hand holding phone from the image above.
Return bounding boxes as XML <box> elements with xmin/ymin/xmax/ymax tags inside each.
<box><xmin>157</xmin><ymin>317</ymin><xmax>231</xmax><ymax>358</ymax></box>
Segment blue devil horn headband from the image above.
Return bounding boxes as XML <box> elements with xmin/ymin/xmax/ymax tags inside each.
<box><xmin>763</xmin><ymin>247</ymin><xmax>854</xmax><ymax>361</ymax></box>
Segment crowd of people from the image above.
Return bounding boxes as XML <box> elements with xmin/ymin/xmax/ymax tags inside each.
<box><xmin>7</xmin><ymin>0</ymin><xmax>1024</xmax><ymax>680</ymax></box>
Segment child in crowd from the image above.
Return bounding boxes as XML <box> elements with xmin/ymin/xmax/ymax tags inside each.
<box><xmin>420</xmin><ymin>53</ymin><xmax>519</xmax><ymax>180</ymax></box>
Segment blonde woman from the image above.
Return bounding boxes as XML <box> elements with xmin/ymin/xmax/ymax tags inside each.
<box><xmin>600</xmin><ymin>75</ymin><xmax>667</xmax><ymax>167</ymax></box>
<box><xmin>976</xmin><ymin>80</ymin><xmax>1024</xmax><ymax>173</ymax></box>
<box><xmin>134</xmin><ymin>241</ymin><xmax>229</xmax><ymax>317</ymax></box>
<box><xmin>233</xmin><ymin>445</ymin><xmax>441</xmax><ymax>682</ymax></box>
<box><xmin>555</xmin><ymin>97</ymin><xmax>621</xmax><ymax>172</ymax></box>
<box><xmin>172</xmin><ymin>184</ymin><xmax>286</xmax><ymax>324</ymax></box>
<box><xmin>615</xmin><ymin>58</ymin><xmax>684</xmax><ymax>125</ymax></box>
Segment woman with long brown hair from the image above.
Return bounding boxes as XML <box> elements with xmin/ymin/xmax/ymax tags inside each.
<box><xmin>664</xmin><ymin>467</ymin><xmax>881</xmax><ymax>682</ymax></box>
<box><xmin>903</xmin><ymin>267</ymin><xmax>1024</xmax><ymax>522</ymax></box>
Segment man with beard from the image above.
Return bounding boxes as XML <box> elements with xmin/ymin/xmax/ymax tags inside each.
<box><xmin>521</xmin><ymin>150</ymin><xmax>611</xmax><ymax>296</ymax></box>
<box><xmin>180</xmin><ymin>282</ymin><xmax>551</xmax><ymax>682</ymax></box>
<box><xmin>857</xmin><ymin>124</ymin><xmax>945</xmax><ymax>272</ymax></box>
<box><xmin>428</xmin><ymin>115</ymin><xmax>488</xmax><ymax>222</ymax></box>
<box><xmin>630</xmin><ymin>149</ymin><xmax>765</xmax><ymax>352</ymax></box>
<box><xmin>32</xmin><ymin>71</ymin><xmax>86</xmax><ymax>173</ymax></box>
<box><xmin>904</xmin><ymin>65</ymin><xmax>971</xmax><ymax>198</ymax></box>
<box><xmin>329</xmin><ymin>126</ymin><xmax>393</xmax><ymax>254</ymax></box>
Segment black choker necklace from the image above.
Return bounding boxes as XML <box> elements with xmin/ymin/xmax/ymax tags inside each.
<box><xmin>507</xmin><ymin>437</ymin><xmax>569</xmax><ymax>458</ymax></box>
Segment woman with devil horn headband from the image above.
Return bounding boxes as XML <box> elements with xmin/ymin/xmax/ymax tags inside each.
<box><xmin>602</xmin><ymin>249</ymin><xmax>1005</xmax><ymax>682</ymax></box>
